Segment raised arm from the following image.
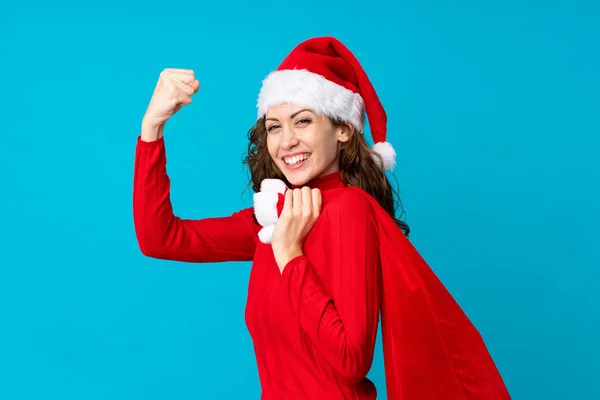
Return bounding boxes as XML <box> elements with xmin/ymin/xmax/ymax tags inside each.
<box><xmin>133</xmin><ymin>68</ymin><xmax>258</xmax><ymax>263</ymax></box>
<box><xmin>133</xmin><ymin>135</ymin><xmax>258</xmax><ymax>262</ymax></box>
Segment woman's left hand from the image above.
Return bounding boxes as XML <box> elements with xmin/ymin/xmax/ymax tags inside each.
<box><xmin>271</xmin><ymin>187</ymin><xmax>322</xmax><ymax>273</ymax></box>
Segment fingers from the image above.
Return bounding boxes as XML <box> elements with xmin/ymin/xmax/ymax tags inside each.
<box><xmin>311</xmin><ymin>188</ymin><xmax>322</xmax><ymax>216</ymax></box>
<box><xmin>281</xmin><ymin>187</ymin><xmax>322</xmax><ymax>222</ymax></box>
<box><xmin>286</xmin><ymin>187</ymin><xmax>321</xmax><ymax>220</ymax></box>
<box><xmin>282</xmin><ymin>189</ymin><xmax>293</xmax><ymax>216</ymax></box>
<box><xmin>171</xmin><ymin>72</ymin><xmax>199</xmax><ymax>88</ymax></box>
<box><xmin>161</xmin><ymin>69</ymin><xmax>195</xmax><ymax>84</ymax></box>
<box><xmin>159</xmin><ymin>71</ymin><xmax>199</xmax><ymax>106</ymax></box>
<box><xmin>190</xmin><ymin>79</ymin><xmax>200</xmax><ymax>92</ymax></box>
<box><xmin>293</xmin><ymin>188</ymin><xmax>303</xmax><ymax>217</ymax></box>
<box><xmin>161</xmin><ymin>69</ymin><xmax>200</xmax><ymax>94</ymax></box>
<box><xmin>168</xmin><ymin>76</ymin><xmax>197</xmax><ymax>96</ymax></box>
<box><xmin>164</xmin><ymin>68</ymin><xmax>194</xmax><ymax>74</ymax></box>
<box><xmin>301</xmin><ymin>187</ymin><xmax>312</xmax><ymax>217</ymax></box>
<box><xmin>173</xmin><ymin>91</ymin><xmax>192</xmax><ymax>106</ymax></box>
<box><xmin>163</xmin><ymin>68</ymin><xmax>194</xmax><ymax>85</ymax></box>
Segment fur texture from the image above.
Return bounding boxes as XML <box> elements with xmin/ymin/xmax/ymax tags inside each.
<box><xmin>253</xmin><ymin>191</ymin><xmax>279</xmax><ymax>227</ymax></box>
<box><xmin>372</xmin><ymin>141</ymin><xmax>396</xmax><ymax>171</ymax></box>
<box><xmin>256</xmin><ymin>69</ymin><xmax>396</xmax><ymax>172</ymax></box>
<box><xmin>257</xmin><ymin>69</ymin><xmax>366</xmax><ymax>133</ymax></box>
<box><xmin>253</xmin><ymin>178</ymin><xmax>288</xmax><ymax>244</ymax></box>
<box><xmin>260</xmin><ymin>178</ymin><xmax>288</xmax><ymax>195</ymax></box>
<box><xmin>257</xmin><ymin>225</ymin><xmax>275</xmax><ymax>244</ymax></box>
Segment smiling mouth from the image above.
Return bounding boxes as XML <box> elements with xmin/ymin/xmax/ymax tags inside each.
<box><xmin>283</xmin><ymin>153</ymin><xmax>311</xmax><ymax>166</ymax></box>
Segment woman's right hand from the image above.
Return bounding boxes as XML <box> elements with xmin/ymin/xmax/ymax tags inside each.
<box><xmin>141</xmin><ymin>68</ymin><xmax>200</xmax><ymax>141</ymax></box>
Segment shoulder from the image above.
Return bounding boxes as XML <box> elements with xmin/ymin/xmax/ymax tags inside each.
<box><xmin>234</xmin><ymin>206</ymin><xmax>263</xmax><ymax>230</ymax></box>
<box><xmin>322</xmin><ymin>187</ymin><xmax>375</xmax><ymax>218</ymax></box>
<box><xmin>318</xmin><ymin>187</ymin><xmax>379</xmax><ymax>240</ymax></box>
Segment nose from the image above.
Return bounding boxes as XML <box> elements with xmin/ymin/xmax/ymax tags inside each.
<box><xmin>280</xmin><ymin>124</ymin><xmax>299</xmax><ymax>150</ymax></box>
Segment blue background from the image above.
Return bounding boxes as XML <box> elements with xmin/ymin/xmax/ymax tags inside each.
<box><xmin>1</xmin><ymin>1</ymin><xmax>598</xmax><ymax>399</ymax></box>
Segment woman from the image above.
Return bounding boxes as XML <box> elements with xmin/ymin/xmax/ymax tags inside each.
<box><xmin>133</xmin><ymin>37</ymin><xmax>511</xmax><ymax>399</ymax></box>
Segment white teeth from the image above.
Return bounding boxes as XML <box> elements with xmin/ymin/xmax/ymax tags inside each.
<box><xmin>284</xmin><ymin>153</ymin><xmax>310</xmax><ymax>165</ymax></box>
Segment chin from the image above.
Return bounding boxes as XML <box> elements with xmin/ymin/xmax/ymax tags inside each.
<box><xmin>281</xmin><ymin>172</ymin><xmax>308</xmax><ymax>187</ymax></box>
<box><xmin>279</xmin><ymin>163</ymin><xmax>316</xmax><ymax>188</ymax></box>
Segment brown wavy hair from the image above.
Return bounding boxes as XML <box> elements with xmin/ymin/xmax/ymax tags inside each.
<box><xmin>242</xmin><ymin>116</ymin><xmax>410</xmax><ymax>237</ymax></box>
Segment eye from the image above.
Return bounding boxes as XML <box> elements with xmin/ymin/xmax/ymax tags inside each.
<box><xmin>267</xmin><ymin>124</ymin><xmax>280</xmax><ymax>132</ymax></box>
<box><xmin>296</xmin><ymin>118</ymin><xmax>311</xmax><ymax>125</ymax></box>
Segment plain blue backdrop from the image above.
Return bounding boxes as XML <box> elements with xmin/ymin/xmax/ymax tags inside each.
<box><xmin>1</xmin><ymin>1</ymin><xmax>598</xmax><ymax>399</ymax></box>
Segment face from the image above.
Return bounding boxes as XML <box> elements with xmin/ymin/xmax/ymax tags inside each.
<box><xmin>265</xmin><ymin>103</ymin><xmax>351</xmax><ymax>187</ymax></box>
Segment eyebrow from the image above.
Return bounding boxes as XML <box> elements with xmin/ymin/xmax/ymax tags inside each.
<box><xmin>265</xmin><ymin>108</ymin><xmax>313</xmax><ymax>122</ymax></box>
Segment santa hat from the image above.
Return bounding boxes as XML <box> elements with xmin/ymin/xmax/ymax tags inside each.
<box><xmin>256</xmin><ymin>36</ymin><xmax>396</xmax><ymax>171</ymax></box>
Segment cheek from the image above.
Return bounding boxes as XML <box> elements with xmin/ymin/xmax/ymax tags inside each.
<box><xmin>266</xmin><ymin>136</ymin><xmax>277</xmax><ymax>159</ymax></box>
<box><xmin>315</xmin><ymin>134</ymin><xmax>339</xmax><ymax>162</ymax></box>
<box><xmin>305</xmin><ymin>128</ymin><xmax>333</xmax><ymax>158</ymax></box>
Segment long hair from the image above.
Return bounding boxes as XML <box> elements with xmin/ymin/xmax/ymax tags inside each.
<box><xmin>242</xmin><ymin>117</ymin><xmax>410</xmax><ymax>237</ymax></box>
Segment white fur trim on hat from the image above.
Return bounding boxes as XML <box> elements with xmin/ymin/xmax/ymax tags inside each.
<box><xmin>257</xmin><ymin>69</ymin><xmax>365</xmax><ymax>132</ymax></box>
<box><xmin>372</xmin><ymin>141</ymin><xmax>396</xmax><ymax>171</ymax></box>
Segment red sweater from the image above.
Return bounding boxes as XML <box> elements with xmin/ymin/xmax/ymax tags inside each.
<box><xmin>133</xmin><ymin>136</ymin><xmax>381</xmax><ymax>399</ymax></box>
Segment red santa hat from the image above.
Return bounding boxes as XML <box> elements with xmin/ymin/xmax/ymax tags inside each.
<box><xmin>256</xmin><ymin>36</ymin><xmax>396</xmax><ymax>171</ymax></box>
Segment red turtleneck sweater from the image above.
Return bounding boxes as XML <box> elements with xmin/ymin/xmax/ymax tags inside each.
<box><xmin>133</xmin><ymin>136</ymin><xmax>381</xmax><ymax>399</ymax></box>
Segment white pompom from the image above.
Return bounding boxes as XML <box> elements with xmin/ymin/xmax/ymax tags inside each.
<box><xmin>254</xmin><ymin>178</ymin><xmax>287</xmax><ymax>244</ymax></box>
<box><xmin>258</xmin><ymin>225</ymin><xmax>275</xmax><ymax>244</ymax></box>
<box><xmin>260</xmin><ymin>178</ymin><xmax>287</xmax><ymax>194</ymax></box>
<box><xmin>253</xmin><ymin>192</ymin><xmax>279</xmax><ymax>226</ymax></box>
<box><xmin>371</xmin><ymin>141</ymin><xmax>396</xmax><ymax>171</ymax></box>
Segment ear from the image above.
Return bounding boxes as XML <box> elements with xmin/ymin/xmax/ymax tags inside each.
<box><xmin>336</xmin><ymin>122</ymin><xmax>353</xmax><ymax>143</ymax></box>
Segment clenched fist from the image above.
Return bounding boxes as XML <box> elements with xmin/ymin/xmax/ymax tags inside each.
<box><xmin>271</xmin><ymin>187</ymin><xmax>322</xmax><ymax>273</ymax></box>
<box><xmin>141</xmin><ymin>68</ymin><xmax>200</xmax><ymax>141</ymax></box>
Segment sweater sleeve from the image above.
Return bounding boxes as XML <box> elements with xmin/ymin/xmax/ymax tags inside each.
<box><xmin>280</xmin><ymin>190</ymin><xmax>381</xmax><ymax>385</ymax></box>
<box><xmin>133</xmin><ymin>135</ymin><xmax>259</xmax><ymax>262</ymax></box>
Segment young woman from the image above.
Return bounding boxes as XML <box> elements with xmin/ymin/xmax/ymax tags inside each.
<box><xmin>133</xmin><ymin>36</ymin><xmax>511</xmax><ymax>400</ymax></box>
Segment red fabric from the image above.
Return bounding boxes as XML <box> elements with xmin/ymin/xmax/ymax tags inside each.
<box><xmin>275</xmin><ymin>36</ymin><xmax>387</xmax><ymax>145</ymax></box>
<box><xmin>133</xmin><ymin>135</ymin><xmax>259</xmax><ymax>262</ymax></box>
<box><xmin>248</xmin><ymin>174</ymin><xmax>381</xmax><ymax>399</ymax></box>
<box><xmin>345</xmin><ymin>188</ymin><xmax>512</xmax><ymax>400</ymax></box>
<box><xmin>133</xmin><ymin>135</ymin><xmax>511</xmax><ymax>399</ymax></box>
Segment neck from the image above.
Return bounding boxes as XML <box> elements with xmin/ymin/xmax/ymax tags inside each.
<box><xmin>291</xmin><ymin>170</ymin><xmax>346</xmax><ymax>191</ymax></box>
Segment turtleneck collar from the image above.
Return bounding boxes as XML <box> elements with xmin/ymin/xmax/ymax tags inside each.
<box><xmin>291</xmin><ymin>170</ymin><xmax>346</xmax><ymax>191</ymax></box>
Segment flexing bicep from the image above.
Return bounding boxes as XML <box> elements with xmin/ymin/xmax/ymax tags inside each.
<box><xmin>133</xmin><ymin>135</ymin><xmax>259</xmax><ymax>262</ymax></box>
